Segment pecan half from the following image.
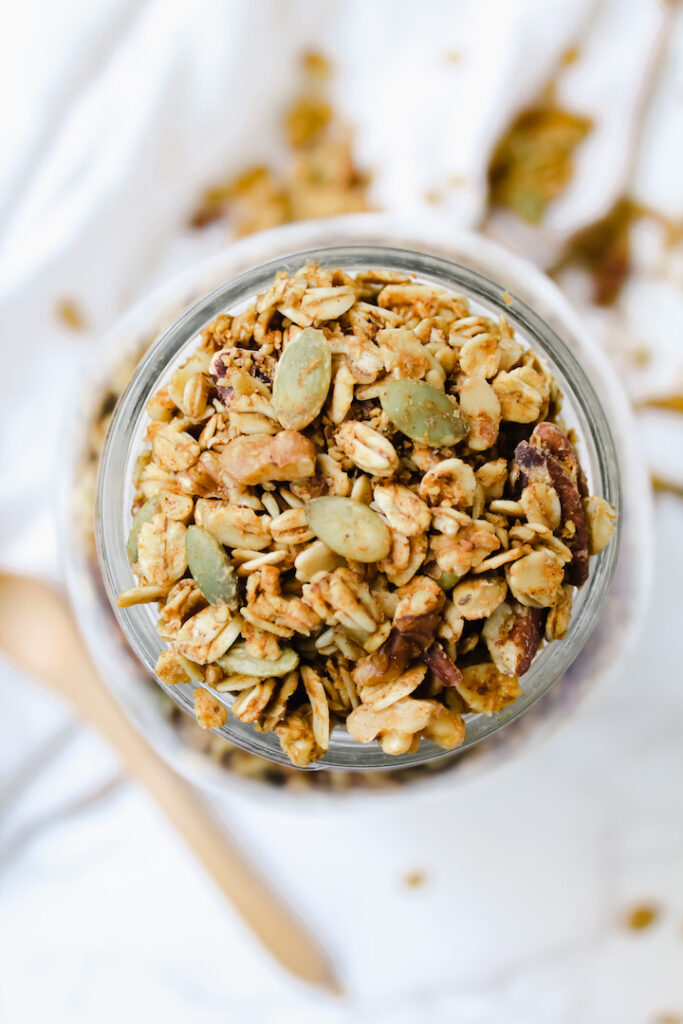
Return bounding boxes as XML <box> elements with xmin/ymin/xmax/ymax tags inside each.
<box><xmin>424</xmin><ymin>642</ymin><xmax>463</xmax><ymax>687</ymax></box>
<box><xmin>530</xmin><ymin>421</ymin><xmax>588</xmax><ymax>498</ymax></box>
<box><xmin>481</xmin><ymin>600</ymin><xmax>543</xmax><ymax>675</ymax></box>
<box><xmin>352</xmin><ymin>608</ymin><xmax>442</xmax><ymax>686</ymax></box>
<box><xmin>514</xmin><ymin>439</ymin><xmax>589</xmax><ymax>586</ymax></box>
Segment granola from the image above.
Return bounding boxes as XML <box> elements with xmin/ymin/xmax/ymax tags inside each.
<box><xmin>119</xmin><ymin>263</ymin><xmax>616</xmax><ymax>766</ymax></box>
<box><xmin>190</xmin><ymin>52</ymin><xmax>369</xmax><ymax>236</ymax></box>
<box><xmin>488</xmin><ymin>95</ymin><xmax>592</xmax><ymax>224</ymax></box>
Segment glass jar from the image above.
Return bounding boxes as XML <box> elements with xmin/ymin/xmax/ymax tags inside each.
<box><xmin>66</xmin><ymin>215</ymin><xmax>651</xmax><ymax>797</ymax></box>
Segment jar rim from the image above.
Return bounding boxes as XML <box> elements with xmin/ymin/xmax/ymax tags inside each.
<box><xmin>96</xmin><ymin>240</ymin><xmax>621</xmax><ymax>771</ymax></box>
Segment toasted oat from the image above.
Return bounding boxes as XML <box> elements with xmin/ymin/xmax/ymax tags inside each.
<box><xmin>274</xmin><ymin>708</ymin><xmax>322</xmax><ymax>767</ymax></box>
<box><xmin>455</xmin><ymin>664</ymin><xmax>522</xmax><ymax>715</ymax></box>
<box><xmin>231</xmin><ymin>679</ymin><xmax>277</xmax><ymax>724</ymax></box>
<box><xmin>358</xmin><ymin>663</ymin><xmax>426</xmax><ymax>711</ymax></box>
<box><xmin>419</xmin><ymin>459</ymin><xmax>477</xmax><ymax>508</ymax></box>
<box><xmin>459</xmin><ymin>376</ymin><xmax>501</xmax><ymax>450</ymax></box>
<box><xmin>301</xmin><ymin>665</ymin><xmax>330</xmax><ymax>750</ymax></box>
<box><xmin>194</xmin><ymin>687</ymin><xmax>228</xmax><ymax>729</ymax></box>
<box><xmin>378</xmin><ymin>531</ymin><xmax>428</xmax><ymax>586</ymax></box>
<box><xmin>372</xmin><ymin>483</ymin><xmax>432</xmax><ymax>537</ymax></box>
<box><xmin>119</xmin><ymin>263</ymin><xmax>615</xmax><ymax>765</ymax></box>
<box><xmin>155</xmin><ymin>648</ymin><xmax>194</xmax><ymax>686</ymax></box>
<box><xmin>302</xmin><ymin>567</ymin><xmax>383</xmax><ymax>635</ymax></box>
<box><xmin>584</xmin><ymin>495</ymin><xmax>617</xmax><ymax>554</ymax></box>
<box><xmin>175</xmin><ymin>604</ymin><xmax>238</xmax><ymax>664</ymax></box>
<box><xmin>335</xmin><ymin>421</ymin><xmax>399</xmax><ymax>477</ymax></box>
<box><xmin>195</xmin><ymin>500</ymin><xmax>271</xmax><ymax>550</ymax></box>
<box><xmin>137</xmin><ymin>514</ymin><xmax>188</xmax><ymax>587</ymax></box>
<box><xmin>506</xmin><ymin>549</ymin><xmax>565</xmax><ymax>608</ymax></box>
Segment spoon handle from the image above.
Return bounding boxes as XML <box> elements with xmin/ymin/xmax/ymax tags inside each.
<box><xmin>0</xmin><ymin>572</ymin><xmax>339</xmax><ymax>992</ymax></box>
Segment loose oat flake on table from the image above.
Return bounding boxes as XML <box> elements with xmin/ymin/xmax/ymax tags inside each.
<box><xmin>117</xmin><ymin>264</ymin><xmax>617</xmax><ymax>767</ymax></box>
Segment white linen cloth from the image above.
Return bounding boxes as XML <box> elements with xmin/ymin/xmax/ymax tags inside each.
<box><xmin>1</xmin><ymin>1</ymin><xmax>682</xmax><ymax>1022</ymax></box>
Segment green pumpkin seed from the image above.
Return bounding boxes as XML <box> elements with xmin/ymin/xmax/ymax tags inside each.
<box><xmin>185</xmin><ymin>526</ymin><xmax>238</xmax><ymax>607</ymax></box>
<box><xmin>127</xmin><ymin>498</ymin><xmax>160</xmax><ymax>563</ymax></box>
<box><xmin>272</xmin><ymin>327</ymin><xmax>332</xmax><ymax>430</ymax></box>
<box><xmin>436</xmin><ymin>571</ymin><xmax>460</xmax><ymax>592</ymax></box>
<box><xmin>306</xmin><ymin>496</ymin><xmax>392</xmax><ymax>563</ymax></box>
<box><xmin>381</xmin><ymin>379</ymin><xmax>468</xmax><ymax>447</ymax></box>
<box><xmin>217</xmin><ymin>643</ymin><xmax>299</xmax><ymax>677</ymax></box>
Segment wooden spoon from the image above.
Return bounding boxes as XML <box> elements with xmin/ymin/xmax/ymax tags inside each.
<box><xmin>0</xmin><ymin>571</ymin><xmax>340</xmax><ymax>993</ymax></box>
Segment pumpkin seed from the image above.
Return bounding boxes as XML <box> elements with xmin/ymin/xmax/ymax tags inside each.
<box><xmin>272</xmin><ymin>327</ymin><xmax>332</xmax><ymax>430</ymax></box>
<box><xmin>185</xmin><ymin>525</ymin><xmax>238</xmax><ymax>607</ymax></box>
<box><xmin>126</xmin><ymin>498</ymin><xmax>160</xmax><ymax>563</ymax></box>
<box><xmin>306</xmin><ymin>496</ymin><xmax>392</xmax><ymax>563</ymax></box>
<box><xmin>217</xmin><ymin>643</ymin><xmax>299</xmax><ymax>677</ymax></box>
<box><xmin>381</xmin><ymin>379</ymin><xmax>468</xmax><ymax>447</ymax></box>
<box><xmin>436</xmin><ymin>571</ymin><xmax>460</xmax><ymax>592</ymax></box>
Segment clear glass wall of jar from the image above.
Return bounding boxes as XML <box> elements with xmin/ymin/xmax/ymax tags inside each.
<box><xmin>87</xmin><ymin>219</ymin><xmax>636</xmax><ymax>779</ymax></box>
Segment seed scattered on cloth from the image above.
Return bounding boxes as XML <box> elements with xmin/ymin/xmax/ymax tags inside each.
<box><xmin>190</xmin><ymin>53</ymin><xmax>369</xmax><ymax>235</ymax></box>
<box><xmin>55</xmin><ymin>297</ymin><xmax>88</xmax><ymax>331</ymax></box>
<box><xmin>625</xmin><ymin>904</ymin><xmax>660</xmax><ymax>931</ymax></box>
<box><xmin>403</xmin><ymin>869</ymin><xmax>427</xmax><ymax>889</ymax></box>
<box><xmin>488</xmin><ymin>96</ymin><xmax>592</xmax><ymax>224</ymax></box>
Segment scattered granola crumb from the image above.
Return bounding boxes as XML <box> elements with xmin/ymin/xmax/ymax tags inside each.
<box><xmin>445</xmin><ymin>50</ymin><xmax>461</xmax><ymax>65</ymax></box>
<box><xmin>652</xmin><ymin>476</ymin><xmax>683</xmax><ymax>499</ymax></box>
<box><xmin>403</xmin><ymin>869</ymin><xmax>427</xmax><ymax>889</ymax></box>
<box><xmin>552</xmin><ymin>198</ymin><xmax>641</xmax><ymax>306</ymax></box>
<box><xmin>626</xmin><ymin>903</ymin><xmax>660</xmax><ymax>931</ymax></box>
<box><xmin>285</xmin><ymin>94</ymin><xmax>332</xmax><ymax>150</ymax></box>
<box><xmin>301</xmin><ymin>50</ymin><xmax>332</xmax><ymax>80</ymax></box>
<box><xmin>561</xmin><ymin>46</ymin><xmax>580</xmax><ymax>66</ymax></box>
<box><xmin>55</xmin><ymin>297</ymin><xmax>88</xmax><ymax>331</ymax></box>
<box><xmin>652</xmin><ymin>1014</ymin><xmax>683</xmax><ymax>1024</ymax></box>
<box><xmin>631</xmin><ymin>346</ymin><xmax>652</xmax><ymax>368</ymax></box>
<box><xmin>552</xmin><ymin>198</ymin><xmax>682</xmax><ymax>306</ymax></box>
<box><xmin>424</xmin><ymin>188</ymin><xmax>443</xmax><ymax>205</ymax></box>
<box><xmin>639</xmin><ymin>394</ymin><xmax>683</xmax><ymax>415</ymax></box>
<box><xmin>190</xmin><ymin>58</ymin><xmax>370</xmax><ymax>235</ymax></box>
<box><xmin>501</xmin><ymin>290</ymin><xmax>512</xmax><ymax>306</ymax></box>
<box><xmin>488</xmin><ymin>97</ymin><xmax>592</xmax><ymax>223</ymax></box>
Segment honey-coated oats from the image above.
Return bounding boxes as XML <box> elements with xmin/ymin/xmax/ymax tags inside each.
<box><xmin>119</xmin><ymin>263</ymin><xmax>616</xmax><ymax>765</ymax></box>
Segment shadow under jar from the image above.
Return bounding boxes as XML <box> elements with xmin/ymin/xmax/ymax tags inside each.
<box><xmin>96</xmin><ymin>243</ymin><xmax>620</xmax><ymax>771</ymax></box>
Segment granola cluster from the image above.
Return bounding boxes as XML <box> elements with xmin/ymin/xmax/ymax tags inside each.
<box><xmin>190</xmin><ymin>51</ymin><xmax>369</xmax><ymax>236</ymax></box>
<box><xmin>487</xmin><ymin>93</ymin><xmax>592</xmax><ymax>224</ymax></box>
<box><xmin>118</xmin><ymin>264</ymin><xmax>617</xmax><ymax>766</ymax></box>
